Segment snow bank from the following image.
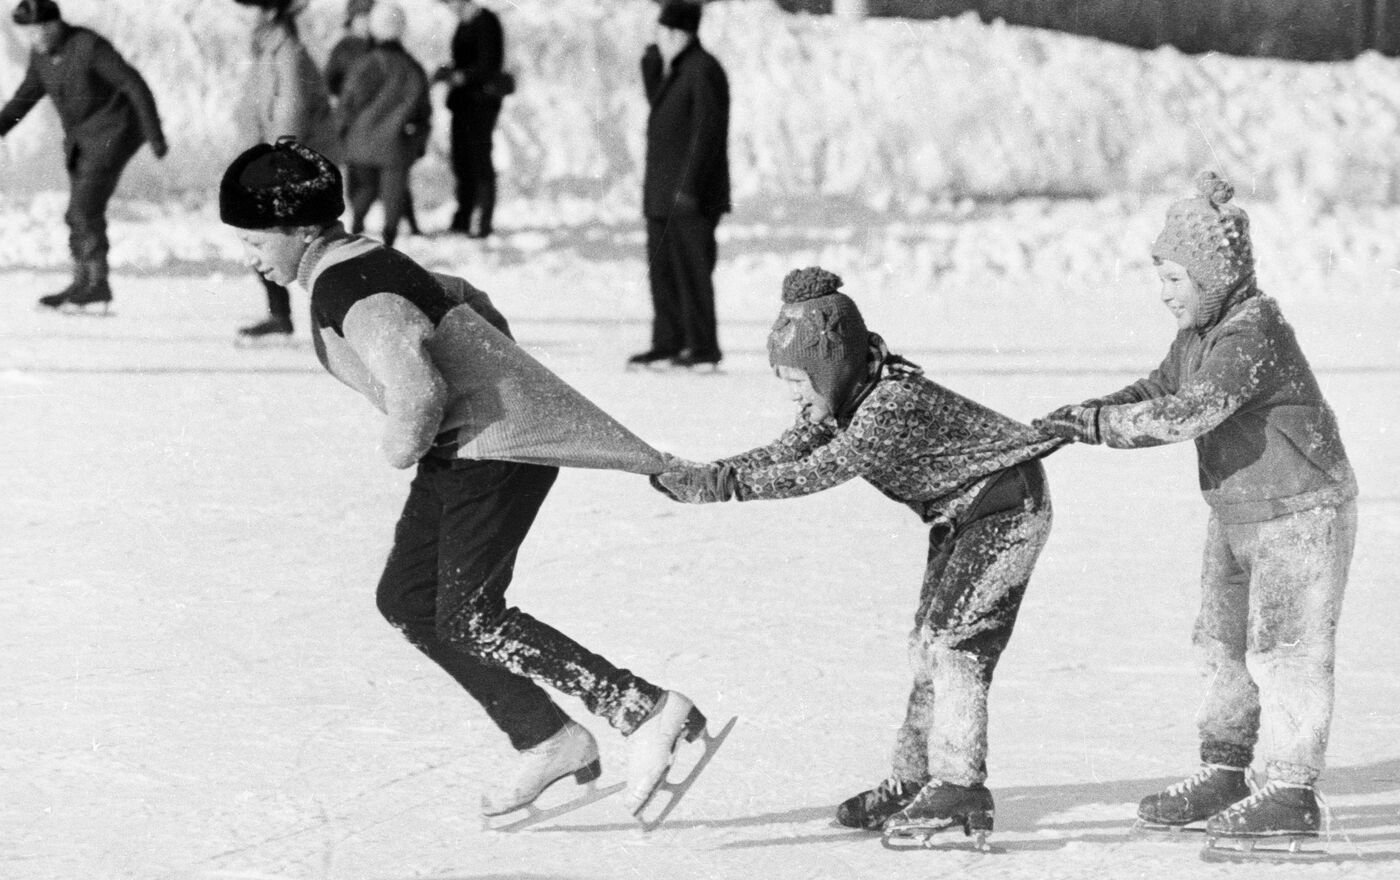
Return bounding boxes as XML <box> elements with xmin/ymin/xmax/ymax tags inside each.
<box><xmin>1</xmin><ymin>0</ymin><xmax>1397</xmax><ymax>210</ymax></box>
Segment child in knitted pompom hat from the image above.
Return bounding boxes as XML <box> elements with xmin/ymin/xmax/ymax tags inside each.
<box><xmin>651</xmin><ymin>266</ymin><xmax>1064</xmax><ymax>841</ymax></box>
<box><xmin>1034</xmin><ymin>171</ymin><xmax>1357</xmax><ymax>841</ymax></box>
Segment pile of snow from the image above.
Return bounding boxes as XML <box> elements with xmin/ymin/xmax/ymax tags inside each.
<box><xmin>1</xmin><ymin>0</ymin><xmax>1397</xmax><ymax>210</ymax></box>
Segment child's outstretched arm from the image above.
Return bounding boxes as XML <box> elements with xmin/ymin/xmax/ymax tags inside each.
<box><xmin>1034</xmin><ymin>346</ymin><xmax>1180</xmax><ymax>443</ymax></box>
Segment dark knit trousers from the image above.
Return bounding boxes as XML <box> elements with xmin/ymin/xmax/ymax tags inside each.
<box><xmin>892</xmin><ymin>459</ymin><xmax>1052</xmax><ymax>787</ymax></box>
<box><xmin>65</xmin><ymin>139</ymin><xmax>140</xmax><ymax>287</ymax></box>
<box><xmin>645</xmin><ymin>212</ymin><xmax>721</xmax><ymax>361</ymax></box>
<box><xmin>449</xmin><ymin>103</ymin><xmax>499</xmax><ymax>235</ymax></box>
<box><xmin>347</xmin><ymin>162</ymin><xmax>412</xmax><ymax>248</ymax></box>
<box><xmin>376</xmin><ymin>457</ymin><xmax>664</xmax><ymax>751</ymax></box>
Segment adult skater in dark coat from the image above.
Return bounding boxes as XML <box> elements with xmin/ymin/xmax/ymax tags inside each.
<box><xmin>436</xmin><ymin>0</ymin><xmax>505</xmax><ymax>238</ymax></box>
<box><xmin>629</xmin><ymin>0</ymin><xmax>730</xmax><ymax>370</ymax></box>
<box><xmin>0</xmin><ymin>0</ymin><xmax>167</xmax><ymax>312</ymax></box>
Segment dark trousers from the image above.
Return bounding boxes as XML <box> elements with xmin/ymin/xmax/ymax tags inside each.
<box><xmin>65</xmin><ymin>139</ymin><xmax>140</xmax><ymax>284</ymax></box>
<box><xmin>347</xmin><ymin>162</ymin><xmax>413</xmax><ymax>248</ymax></box>
<box><xmin>449</xmin><ymin>103</ymin><xmax>500</xmax><ymax>235</ymax></box>
<box><xmin>645</xmin><ymin>213</ymin><xmax>721</xmax><ymax>360</ymax></box>
<box><xmin>376</xmin><ymin>458</ymin><xmax>663</xmax><ymax>751</ymax></box>
<box><xmin>259</xmin><ymin>274</ymin><xmax>291</xmax><ymax>321</ymax></box>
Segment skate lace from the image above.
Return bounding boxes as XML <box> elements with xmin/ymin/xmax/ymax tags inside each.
<box><xmin>1163</xmin><ymin>764</ymin><xmax>1224</xmax><ymax>797</ymax></box>
<box><xmin>876</xmin><ymin>776</ymin><xmax>919</xmax><ymax>799</ymax></box>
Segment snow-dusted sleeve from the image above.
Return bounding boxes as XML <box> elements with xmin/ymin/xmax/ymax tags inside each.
<box><xmin>1099</xmin><ymin>325</ymin><xmax>1267</xmax><ymax>448</ymax></box>
<box><xmin>341</xmin><ymin>293</ymin><xmax>449</xmax><ymax>468</ymax></box>
<box><xmin>1084</xmin><ymin>347</ymin><xmax>1179</xmax><ymax>407</ymax></box>
<box><xmin>727</xmin><ymin>406</ymin><xmax>900</xmax><ymax>501</ymax></box>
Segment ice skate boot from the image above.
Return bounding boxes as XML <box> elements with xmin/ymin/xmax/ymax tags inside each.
<box><xmin>235</xmin><ymin>315</ymin><xmax>295</xmax><ymax>347</ymax></box>
<box><xmin>481</xmin><ymin>720</ymin><xmax>621</xmax><ymax>832</ymax></box>
<box><xmin>625</xmin><ymin>690</ymin><xmax>737</xmax><ymax>830</ymax></box>
<box><xmin>835</xmin><ymin>775</ymin><xmax>927</xmax><ymax>830</ymax></box>
<box><xmin>1132</xmin><ymin>763</ymin><xmax>1251</xmax><ymax>838</ymax></box>
<box><xmin>881</xmin><ymin>779</ymin><xmax>995</xmax><ymax>852</ymax></box>
<box><xmin>37</xmin><ymin>283</ymin><xmax>78</xmax><ymax>310</ymax></box>
<box><xmin>1201</xmin><ymin>781</ymin><xmax>1324</xmax><ymax>863</ymax></box>
<box><xmin>61</xmin><ymin>281</ymin><xmax>113</xmax><ymax>316</ymax></box>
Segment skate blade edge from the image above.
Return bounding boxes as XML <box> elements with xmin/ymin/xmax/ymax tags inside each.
<box><xmin>633</xmin><ymin>715</ymin><xmax>738</xmax><ymax>832</ymax></box>
<box><xmin>881</xmin><ymin>823</ymin><xmax>993</xmax><ymax>853</ymax></box>
<box><xmin>1130</xmin><ymin>819</ymin><xmax>1208</xmax><ymax>841</ymax></box>
<box><xmin>483</xmin><ymin>780</ymin><xmax>626</xmax><ymax>833</ymax></box>
<box><xmin>1201</xmin><ymin>834</ymin><xmax>1325</xmax><ymax>864</ymax></box>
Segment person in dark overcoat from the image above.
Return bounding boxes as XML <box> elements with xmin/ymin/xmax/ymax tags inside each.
<box><xmin>338</xmin><ymin>1</ymin><xmax>431</xmax><ymax>248</ymax></box>
<box><xmin>0</xmin><ymin>0</ymin><xmax>167</xmax><ymax>312</ymax></box>
<box><xmin>629</xmin><ymin>0</ymin><xmax>731</xmax><ymax>370</ymax></box>
<box><xmin>435</xmin><ymin>0</ymin><xmax>505</xmax><ymax>238</ymax></box>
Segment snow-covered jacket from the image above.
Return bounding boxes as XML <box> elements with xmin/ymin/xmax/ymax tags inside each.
<box><xmin>1095</xmin><ymin>292</ymin><xmax>1356</xmax><ymax>523</ymax></box>
<box><xmin>296</xmin><ymin>231</ymin><xmax>667</xmax><ymax>473</ymax></box>
<box><xmin>719</xmin><ymin>361</ymin><xmax>1061</xmax><ymax>524</ymax></box>
<box><xmin>240</xmin><ymin>23</ymin><xmax>340</xmax><ymax>161</ymax></box>
<box><xmin>338</xmin><ymin>41</ymin><xmax>432</xmax><ymax>167</ymax></box>
<box><xmin>0</xmin><ymin>24</ymin><xmax>165</xmax><ymax>162</ymax></box>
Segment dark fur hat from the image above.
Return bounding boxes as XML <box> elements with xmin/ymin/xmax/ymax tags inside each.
<box><xmin>657</xmin><ymin>0</ymin><xmax>701</xmax><ymax>34</ymax></box>
<box><xmin>220</xmin><ymin>138</ymin><xmax>345</xmax><ymax>230</ymax></box>
<box><xmin>12</xmin><ymin>0</ymin><xmax>60</xmax><ymax>25</ymax></box>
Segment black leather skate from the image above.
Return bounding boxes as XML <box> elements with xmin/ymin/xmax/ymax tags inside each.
<box><xmin>1133</xmin><ymin>763</ymin><xmax>1251</xmax><ymax>838</ymax></box>
<box><xmin>836</xmin><ymin>775</ymin><xmax>927</xmax><ymax>830</ymax></box>
<box><xmin>881</xmin><ymin>779</ymin><xmax>995</xmax><ymax>852</ymax></box>
<box><xmin>1201</xmin><ymin>781</ymin><xmax>1325</xmax><ymax>863</ymax></box>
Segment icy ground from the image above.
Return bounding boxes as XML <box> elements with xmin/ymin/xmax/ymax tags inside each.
<box><xmin>2</xmin><ymin>199</ymin><xmax>1398</xmax><ymax>880</ymax></box>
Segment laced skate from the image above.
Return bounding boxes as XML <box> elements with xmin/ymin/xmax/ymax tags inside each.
<box><xmin>625</xmin><ymin>690</ymin><xmax>737</xmax><ymax>831</ymax></box>
<box><xmin>481</xmin><ymin>721</ymin><xmax>622</xmax><ymax>832</ymax></box>
<box><xmin>835</xmin><ymin>775</ymin><xmax>926</xmax><ymax>830</ymax></box>
<box><xmin>880</xmin><ymin>779</ymin><xmax>995</xmax><ymax>852</ymax></box>
<box><xmin>1200</xmin><ymin>781</ymin><xmax>1326</xmax><ymax>863</ymax></box>
<box><xmin>1131</xmin><ymin>763</ymin><xmax>1251</xmax><ymax>839</ymax></box>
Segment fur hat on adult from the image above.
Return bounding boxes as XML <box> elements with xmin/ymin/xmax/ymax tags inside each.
<box><xmin>657</xmin><ymin>0</ymin><xmax>701</xmax><ymax>34</ymax></box>
<box><xmin>220</xmin><ymin>138</ymin><xmax>345</xmax><ymax>230</ymax></box>
<box><xmin>1151</xmin><ymin>170</ymin><xmax>1255</xmax><ymax>325</ymax></box>
<box><xmin>767</xmin><ymin>267</ymin><xmax>871</xmax><ymax>413</ymax></box>
<box><xmin>12</xmin><ymin>0</ymin><xmax>60</xmax><ymax>25</ymax></box>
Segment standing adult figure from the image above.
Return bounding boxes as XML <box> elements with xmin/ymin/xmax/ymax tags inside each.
<box><xmin>0</xmin><ymin>0</ymin><xmax>167</xmax><ymax>313</ymax></box>
<box><xmin>233</xmin><ymin>0</ymin><xmax>340</xmax><ymax>343</ymax></box>
<box><xmin>339</xmin><ymin>0</ymin><xmax>431</xmax><ymax>249</ymax></box>
<box><xmin>629</xmin><ymin>0</ymin><xmax>730</xmax><ymax>371</ymax></box>
<box><xmin>436</xmin><ymin>0</ymin><xmax>504</xmax><ymax>238</ymax></box>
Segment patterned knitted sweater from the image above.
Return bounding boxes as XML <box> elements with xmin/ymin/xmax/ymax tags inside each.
<box><xmin>298</xmin><ymin>231</ymin><xmax>667</xmax><ymax>473</ymax></box>
<box><xmin>720</xmin><ymin>361</ymin><xmax>1063</xmax><ymax>524</ymax></box>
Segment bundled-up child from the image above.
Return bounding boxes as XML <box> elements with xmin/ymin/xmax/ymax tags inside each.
<box><xmin>652</xmin><ymin>267</ymin><xmax>1062</xmax><ymax>844</ymax></box>
<box><xmin>1034</xmin><ymin>171</ymin><xmax>1357</xmax><ymax>843</ymax></box>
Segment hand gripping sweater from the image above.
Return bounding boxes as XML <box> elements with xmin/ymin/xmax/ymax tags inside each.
<box><xmin>1094</xmin><ymin>292</ymin><xmax>1356</xmax><ymax>523</ymax></box>
<box><xmin>299</xmin><ymin>232</ymin><xmax>667</xmax><ymax>473</ymax></box>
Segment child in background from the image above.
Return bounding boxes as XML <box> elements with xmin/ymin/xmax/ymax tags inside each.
<box><xmin>652</xmin><ymin>267</ymin><xmax>1062</xmax><ymax>847</ymax></box>
<box><xmin>1034</xmin><ymin>171</ymin><xmax>1357</xmax><ymax>845</ymax></box>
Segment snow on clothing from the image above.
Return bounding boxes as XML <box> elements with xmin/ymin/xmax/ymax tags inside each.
<box><xmin>718</xmin><ymin>360</ymin><xmax>1060</xmax><ymax>786</ymax></box>
<box><xmin>299</xmin><ymin>232</ymin><xmax>668</xmax><ymax>473</ymax></box>
<box><xmin>1087</xmin><ymin>286</ymin><xmax>1357</xmax><ymax>784</ymax></box>
<box><xmin>297</xmin><ymin>230</ymin><xmax>666</xmax><ymax>746</ymax></box>
<box><xmin>0</xmin><ymin>23</ymin><xmax>165</xmax><ymax>283</ymax></box>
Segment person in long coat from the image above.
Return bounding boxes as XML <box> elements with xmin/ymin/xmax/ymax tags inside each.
<box><xmin>629</xmin><ymin>0</ymin><xmax>731</xmax><ymax>371</ymax></box>
<box><xmin>234</xmin><ymin>0</ymin><xmax>340</xmax><ymax>342</ymax></box>
<box><xmin>338</xmin><ymin>1</ymin><xmax>431</xmax><ymax>248</ymax></box>
<box><xmin>0</xmin><ymin>0</ymin><xmax>167</xmax><ymax>312</ymax></box>
<box><xmin>436</xmin><ymin>0</ymin><xmax>505</xmax><ymax>238</ymax></box>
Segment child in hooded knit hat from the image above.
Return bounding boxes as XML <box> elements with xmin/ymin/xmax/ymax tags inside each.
<box><xmin>652</xmin><ymin>267</ymin><xmax>1062</xmax><ymax>847</ymax></box>
<box><xmin>1034</xmin><ymin>171</ymin><xmax>1358</xmax><ymax>846</ymax></box>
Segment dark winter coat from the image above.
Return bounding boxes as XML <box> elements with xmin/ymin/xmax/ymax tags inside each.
<box><xmin>338</xmin><ymin>42</ymin><xmax>432</xmax><ymax>168</ymax></box>
<box><xmin>1094</xmin><ymin>292</ymin><xmax>1357</xmax><ymax>523</ymax></box>
<box><xmin>0</xmin><ymin>24</ymin><xmax>165</xmax><ymax>165</ymax></box>
<box><xmin>239</xmin><ymin>22</ymin><xmax>340</xmax><ymax>162</ymax></box>
<box><xmin>325</xmin><ymin>33</ymin><xmax>371</xmax><ymax>98</ymax></box>
<box><xmin>444</xmin><ymin>7</ymin><xmax>504</xmax><ymax>113</ymax></box>
<box><xmin>720</xmin><ymin>360</ymin><xmax>1061</xmax><ymax>524</ymax></box>
<box><xmin>642</xmin><ymin>39</ymin><xmax>731</xmax><ymax>220</ymax></box>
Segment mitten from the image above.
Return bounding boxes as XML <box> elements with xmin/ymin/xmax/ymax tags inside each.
<box><xmin>1032</xmin><ymin>404</ymin><xmax>1102</xmax><ymax>444</ymax></box>
<box><xmin>649</xmin><ymin>463</ymin><xmax>736</xmax><ymax>504</ymax></box>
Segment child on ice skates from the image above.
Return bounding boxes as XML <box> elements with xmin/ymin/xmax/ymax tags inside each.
<box><xmin>652</xmin><ymin>267</ymin><xmax>1062</xmax><ymax>846</ymax></box>
<box><xmin>1035</xmin><ymin>172</ymin><xmax>1358</xmax><ymax>852</ymax></box>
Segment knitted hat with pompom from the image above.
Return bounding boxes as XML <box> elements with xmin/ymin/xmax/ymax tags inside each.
<box><xmin>1151</xmin><ymin>170</ymin><xmax>1255</xmax><ymax>325</ymax></box>
<box><xmin>767</xmin><ymin>267</ymin><xmax>870</xmax><ymax>413</ymax></box>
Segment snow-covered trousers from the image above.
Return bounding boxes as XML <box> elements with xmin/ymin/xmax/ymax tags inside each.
<box><xmin>1193</xmin><ymin>500</ymin><xmax>1357</xmax><ymax>785</ymax></box>
<box><xmin>376</xmin><ymin>458</ymin><xmax>664</xmax><ymax>751</ymax></box>
<box><xmin>892</xmin><ymin>459</ymin><xmax>1052</xmax><ymax>787</ymax></box>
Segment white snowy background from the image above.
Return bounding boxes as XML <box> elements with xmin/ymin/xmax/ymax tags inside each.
<box><xmin>2</xmin><ymin>1</ymin><xmax>1398</xmax><ymax>878</ymax></box>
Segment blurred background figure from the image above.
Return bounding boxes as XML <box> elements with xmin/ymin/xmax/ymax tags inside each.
<box><xmin>338</xmin><ymin>0</ymin><xmax>431</xmax><ymax>249</ymax></box>
<box><xmin>434</xmin><ymin>0</ymin><xmax>506</xmax><ymax>238</ymax></box>
<box><xmin>326</xmin><ymin>0</ymin><xmax>421</xmax><ymax>236</ymax></box>
<box><xmin>0</xmin><ymin>0</ymin><xmax>167</xmax><ymax>314</ymax></box>
<box><xmin>233</xmin><ymin>0</ymin><xmax>339</xmax><ymax>344</ymax></box>
<box><xmin>629</xmin><ymin>0</ymin><xmax>730</xmax><ymax>371</ymax></box>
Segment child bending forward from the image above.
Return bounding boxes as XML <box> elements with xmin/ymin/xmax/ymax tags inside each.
<box><xmin>1035</xmin><ymin>172</ymin><xmax>1357</xmax><ymax>842</ymax></box>
<box><xmin>653</xmin><ymin>267</ymin><xmax>1061</xmax><ymax>840</ymax></box>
